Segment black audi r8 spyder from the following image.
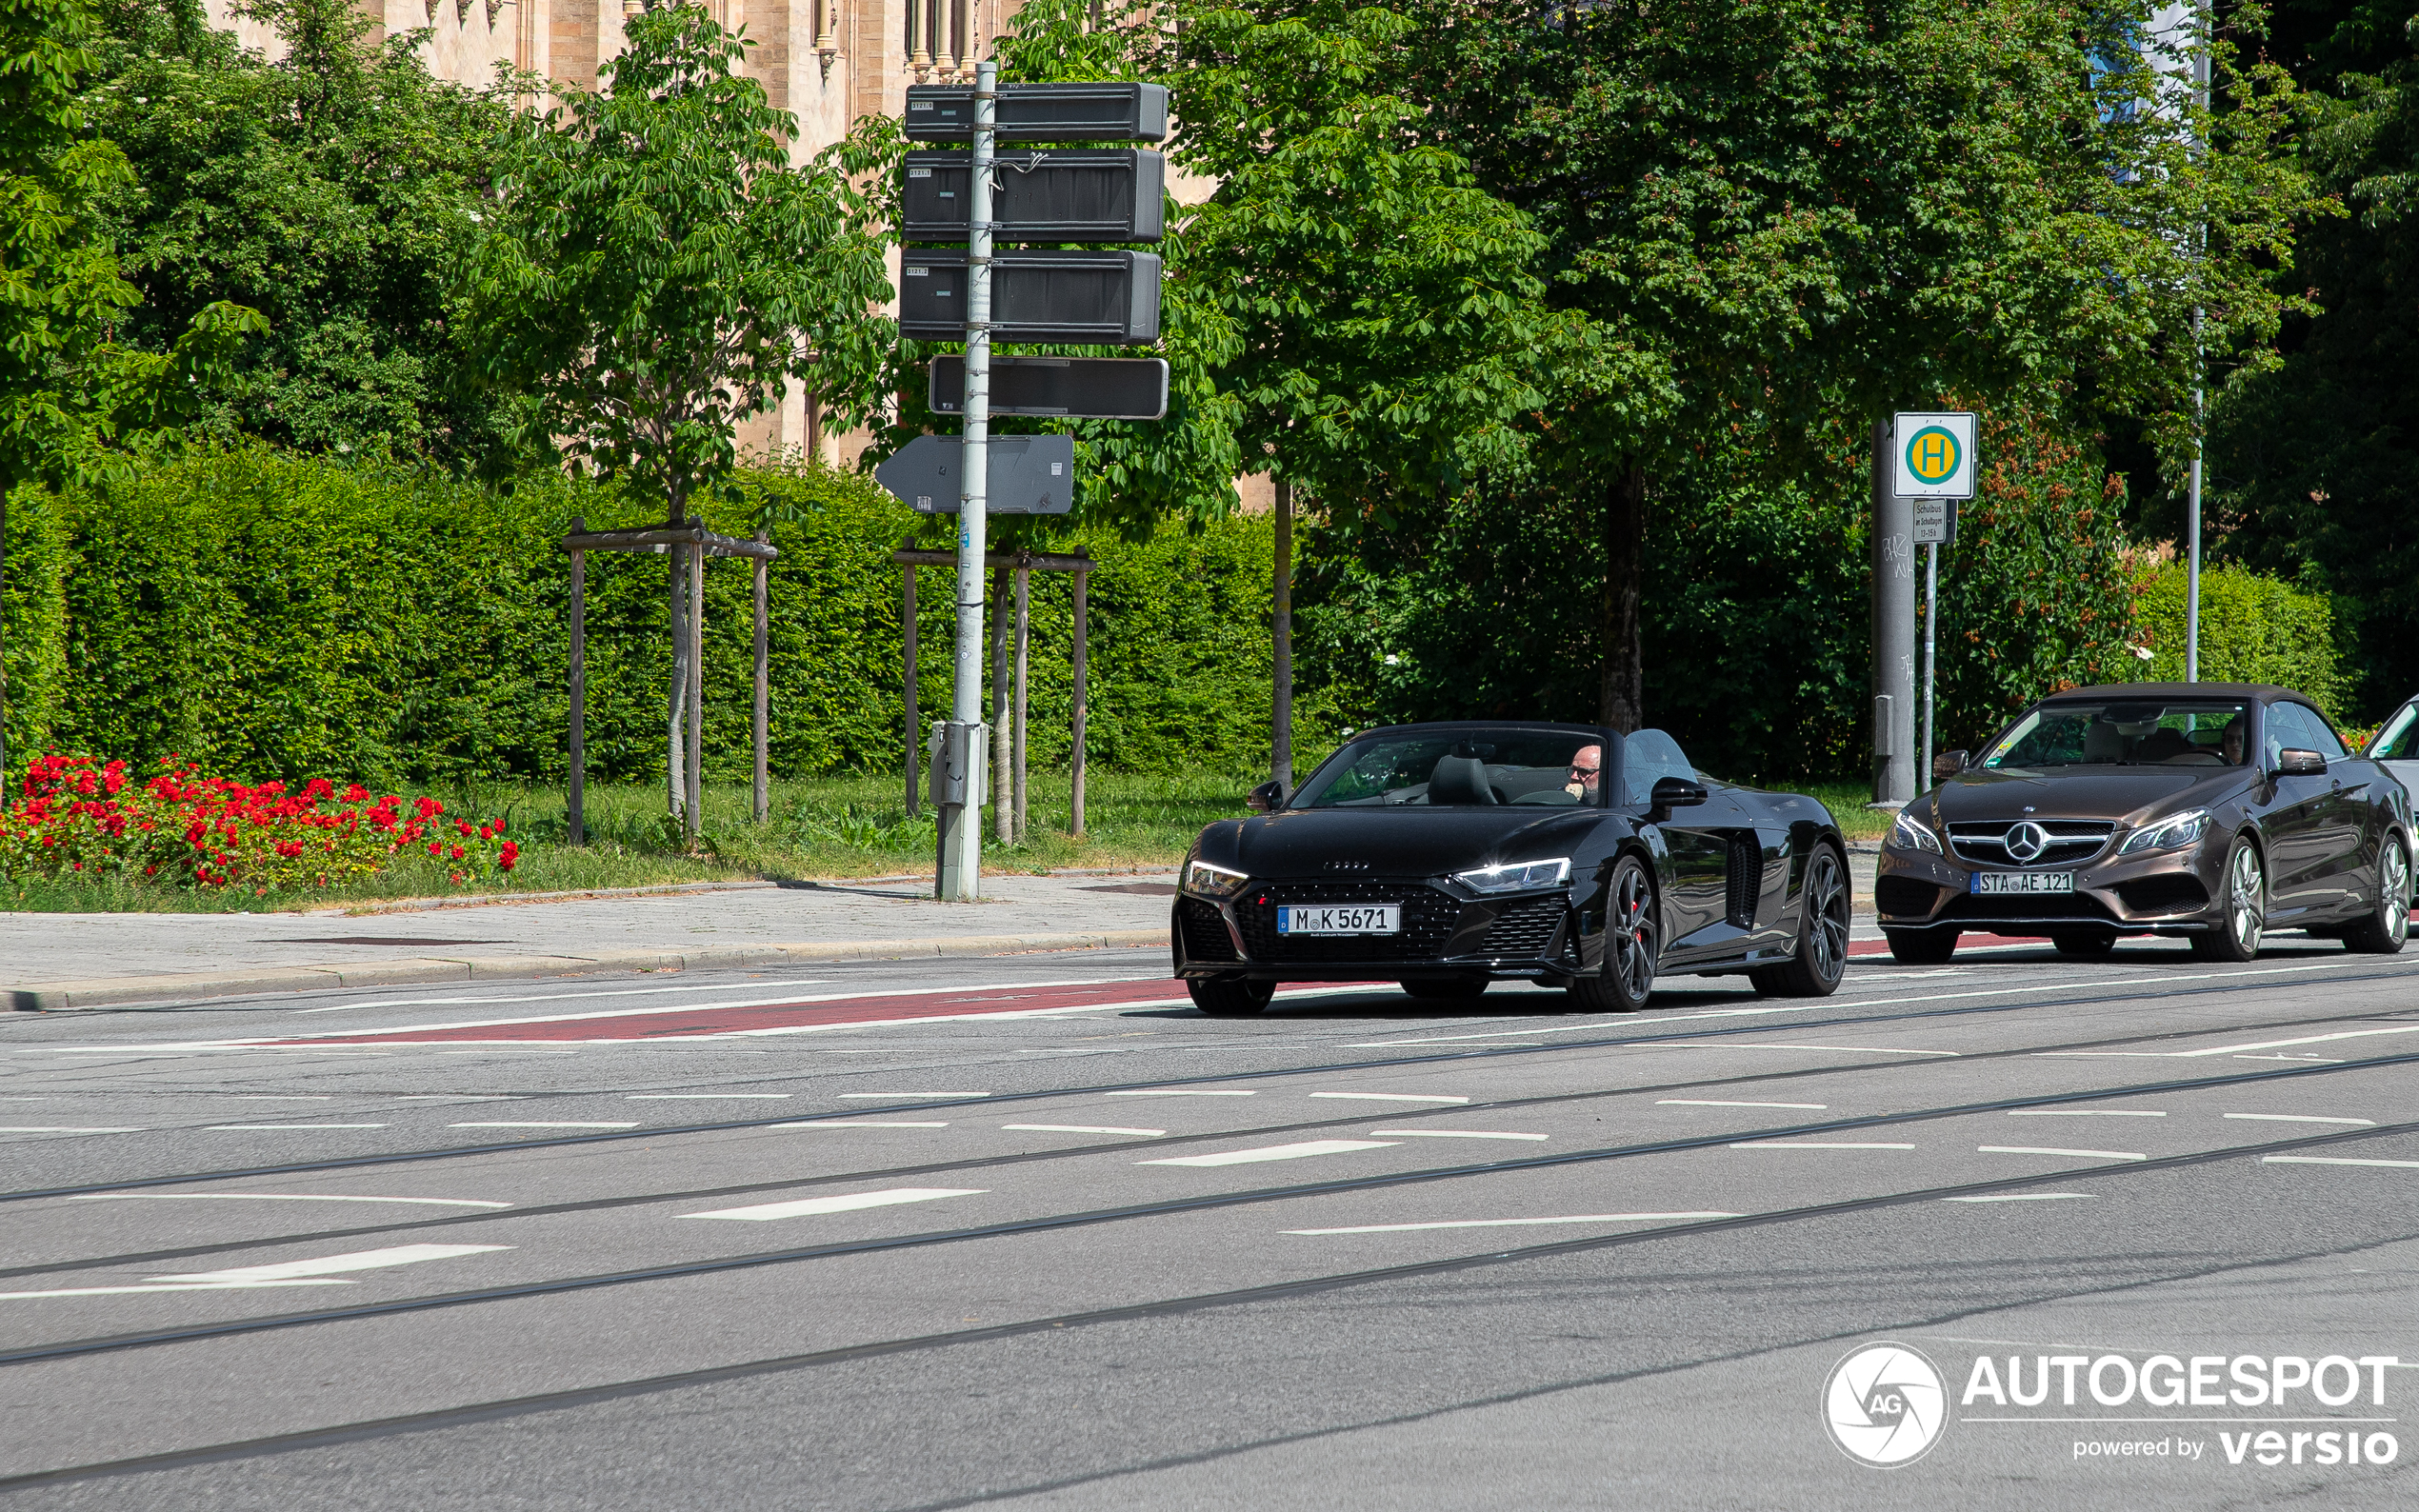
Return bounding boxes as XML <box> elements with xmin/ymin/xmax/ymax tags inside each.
<box><xmin>1879</xmin><ymin>682</ymin><xmax>2415</xmax><ymax>963</ymax></box>
<box><xmin>1171</xmin><ymin>721</ymin><xmax>1852</xmax><ymax>1016</ymax></box>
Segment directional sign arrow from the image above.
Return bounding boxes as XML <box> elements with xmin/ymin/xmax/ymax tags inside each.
<box><xmin>874</xmin><ymin>434</ymin><xmax>1076</xmax><ymax>516</ymax></box>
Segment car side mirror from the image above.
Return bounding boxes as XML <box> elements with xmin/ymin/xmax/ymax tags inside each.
<box><xmin>1649</xmin><ymin>776</ymin><xmax>1708</xmax><ymax>821</ymax></box>
<box><xmin>1933</xmin><ymin>750</ymin><xmax>1969</xmax><ymax>781</ymax></box>
<box><xmin>1246</xmin><ymin>779</ymin><xmax>1287</xmax><ymax>813</ymax></box>
<box><xmin>2273</xmin><ymin>748</ymin><xmax>2328</xmax><ymax>778</ymax></box>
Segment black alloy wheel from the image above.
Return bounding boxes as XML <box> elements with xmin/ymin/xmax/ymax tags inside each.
<box><xmin>2052</xmin><ymin>931</ymin><xmax>2117</xmax><ymax>959</ymax></box>
<box><xmin>1887</xmin><ymin>926</ymin><xmax>1960</xmax><ymax>965</ymax></box>
<box><xmin>1189</xmin><ymin>974</ymin><xmax>1274</xmax><ymax>1016</ymax></box>
<box><xmin>1567</xmin><ymin>854</ymin><xmax>1658</xmax><ymax>1013</ymax></box>
<box><xmin>1399</xmin><ymin>976</ymin><xmax>1489</xmax><ymax>1001</ymax></box>
<box><xmin>2346</xmin><ymin>832</ymin><xmax>2411</xmax><ymax>955</ymax></box>
<box><xmin>2189</xmin><ymin>836</ymin><xmax>2267</xmax><ymax>963</ymax></box>
<box><xmin>1750</xmin><ymin>843</ymin><xmax>1850</xmax><ymax>997</ymax></box>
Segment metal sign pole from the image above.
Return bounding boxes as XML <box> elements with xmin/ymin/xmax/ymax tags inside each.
<box><xmin>936</xmin><ymin>60</ymin><xmax>996</xmax><ymax>902</ymax></box>
<box><xmin>1921</xmin><ymin>537</ymin><xmax>1938</xmax><ymax>794</ymax></box>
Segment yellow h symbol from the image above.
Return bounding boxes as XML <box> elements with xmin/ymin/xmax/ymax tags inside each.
<box><xmin>1908</xmin><ymin>426</ymin><xmax>1957</xmax><ymax>484</ymax></box>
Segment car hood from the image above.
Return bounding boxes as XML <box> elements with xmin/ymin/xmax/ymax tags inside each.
<box><xmin>1933</xmin><ymin>767</ymin><xmax>2241</xmax><ymax>826</ymax></box>
<box><xmin>1194</xmin><ymin>807</ymin><xmax>1602</xmax><ymax>880</ymax></box>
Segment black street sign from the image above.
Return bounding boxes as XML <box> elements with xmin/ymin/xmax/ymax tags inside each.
<box><xmin>900</xmin><ymin>250</ymin><xmax>1162</xmax><ymax>345</ymax></box>
<box><xmin>930</xmin><ymin>356</ymin><xmax>1169</xmax><ymax>421</ymax></box>
<box><xmin>875</xmin><ymin>433</ymin><xmax>1076</xmax><ymax>516</ymax></box>
<box><xmin>904</xmin><ymin>82</ymin><xmax>1169</xmax><ymax>143</ymax></box>
<box><xmin>903</xmin><ymin>149</ymin><xmax>1164</xmax><ymax>244</ymax></box>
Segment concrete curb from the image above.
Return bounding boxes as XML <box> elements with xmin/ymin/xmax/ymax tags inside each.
<box><xmin>5</xmin><ymin>928</ymin><xmax>1174</xmax><ymax>1013</ymax></box>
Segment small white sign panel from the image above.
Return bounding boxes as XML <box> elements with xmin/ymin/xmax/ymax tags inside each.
<box><xmin>1912</xmin><ymin>498</ymin><xmax>1957</xmax><ymax>545</ymax></box>
<box><xmin>1891</xmin><ymin>411</ymin><xmax>1977</xmax><ymax>500</ymax></box>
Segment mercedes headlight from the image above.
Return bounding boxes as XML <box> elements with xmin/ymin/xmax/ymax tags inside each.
<box><xmin>2116</xmin><ymin>808</ymin><xmax>2210</xmax><ymax>857</ymax></box>
<box><xmin>1182</xmin><ymin>859</ymin><xmax>1250</xmax><ymax>897</ymax></box>
<box><xmin>1888</xmin><ymin>809</ymin><xmax>1944</xmax><ymax>856</ymax></box>
<box><xmin>1454</xmin><ymin>857</ymin><xmax>1571</xmax><ymax>893</ymax></box>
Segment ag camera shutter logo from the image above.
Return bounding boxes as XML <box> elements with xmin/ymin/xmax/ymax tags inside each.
<box><xmin>1825</xmin><ymin>1343</ymin><xmax>1949</xmax><ymax>1467</ymax></box>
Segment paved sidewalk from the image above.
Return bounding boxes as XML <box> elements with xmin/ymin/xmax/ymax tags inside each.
<box><xmin>1</xmin><ymin>874</ymin><xmax>1179</xmax><ymax>1011</ymax></box>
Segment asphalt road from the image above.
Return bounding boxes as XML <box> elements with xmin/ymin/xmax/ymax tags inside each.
<box><xmin>1</xmin><ymin>931</ymin><xmax>2415</xmax><ymax>1510</ymax></box>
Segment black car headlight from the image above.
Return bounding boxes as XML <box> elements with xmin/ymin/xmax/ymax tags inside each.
<box><xmin>1454</xmin><ymin>858</ymin><xmax>1571</xmax><ymax>893</ymax></box>
<box><xmin>1182</xmin><ymin>859</ymin><xmax>1250</xmax><ymax>897</ymax></box>
<box><xmin>1887</xmin><ymin>809</ymin><xmax>1944</xmax><ymax>856</ymax></box>
<box><xmin>2116</xmin><ymin>807</ymin><xmax>2211</xmax><ymax>858</ymax></box>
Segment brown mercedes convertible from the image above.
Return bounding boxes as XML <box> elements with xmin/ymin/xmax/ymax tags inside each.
<box><xmin>1877</xmin><ymin>683</ymin><xmax>2414</xmax><ymax>963</ymax></box>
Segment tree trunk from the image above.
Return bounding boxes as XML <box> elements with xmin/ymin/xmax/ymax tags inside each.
<box><xmin>1271</xmin><ymin>475</ymin><xmax>1293</xmax><ymax>790</ymax></box>
<box><xmin>1600</xmin><ymin>459</ymin><xmax>1647</xmax><ymax>732</ymax></box>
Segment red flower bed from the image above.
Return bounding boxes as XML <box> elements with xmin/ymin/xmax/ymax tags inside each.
<box><xmin>1</xmin><ymin>754</ymin><xmax>519</xmax><ymax>892</ymax></box>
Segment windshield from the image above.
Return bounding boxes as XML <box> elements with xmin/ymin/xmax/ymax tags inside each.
<box><xmin>1981</xmin><ymin>700</ymin><xmax>2249</xmax><ymax>769</ymax></box>
<box><xmin>2371</xmin><ymin>703</ymin><xmax>2419</xmax><ymax>762</ymax></box>
<box><xmin>1291</xmin><ymin>729</ymin><xmax>1607</xmax><ymax>807</ymax></box>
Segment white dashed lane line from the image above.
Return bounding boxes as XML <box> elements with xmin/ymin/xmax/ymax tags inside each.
<box><xmin>1308</xmin><ymin>1093</ymin><xmax>1469</xmax><ymax>1104</ymax></box>
<box><xmin>1140</xmin><ymin>1140</ymin><xmax>1397</xmax><ymax>1167</ymax></box>
<box><xmin>2225</xmin><ymin>1113</ymin><xmax>2375</xmax><ymax>1126</ymax></box>
<box><xmin>684</xmin><ymin>1188</ymin><xmax>986</xmax><ymax>1222</ymax></box>
<box><xmin>68</xmin><ymin>1194</ymin><xmax>510</xmax><ymax>1208</ymax></box>
<box><xmin>1977</xmin><ymin>1145</ymin><xmax>2148</xmax><ymax>1161</ymax></box>
<box><xmin>448</xmin><ymin>1122</ymin><xmax>639</xmax><ymax>1130</ymax></box>
<box><xmin>0</xmin><ymin>1127</ymin><xmax>146</xmax><ymax>1134</ymax></box>
<box><xmin>771</xmin><ymin>1121</ymin><xmax>950</xmax><ymax>1129</ymax></box>
<box><xmin>1944</xmin><ymin>1193</ymin><xmax>2096</xmax><ymax>1204</ymax></box>
<box><xmin>1732</xmin><ymin>1141</ymin><xmax>1915</xmax><ymax>1151</ymax></box>
<box><xmin>157</xmin><ymin>1243</ymin><xmax>513</xmax><ymax>1283</ymax></box>
<box><xmin>1286</xmin><ymin>1212</ymin><xmax>1741</xmax><ymax>1236</ymax></box>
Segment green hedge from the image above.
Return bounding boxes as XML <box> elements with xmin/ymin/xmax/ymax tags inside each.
<box><xmin>7</xmin><ymin>448</ymin><xmax>1290</xmax><ymax>787</ymax></box>
<box><xmin>2134</xmin><ymin>564</ymin><xmax>2345</xmax><ymax>721</ymax></box>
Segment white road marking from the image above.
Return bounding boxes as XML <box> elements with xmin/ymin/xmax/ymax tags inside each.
<box><xmin>0</xmin><ymin>1281</ymin><xmax>357</xmax><ymax>1301</ymax></box>
<box><xmin>1001</xmin><ymin>1124</ymin><xmax>1167</xmax><ymax>1137</ymax></box>
<box><xmin>2224</xmin><ymin>1113</ymin><xmax>2375</xmax><ymax>1125</ymax></box>
<box><xmin>839</xmin><ymin>1092</ymin><xmax>990</xmax><ymax>1099</ymax></box>
<box><xmin>1658</xmin><ymin>1100</ymin><xmax>1828</xmax><ymax>1109</ymax></box>
<box><xmin>2006</xmin><ymin>1109</ymin><xmax>2167</xmax><ymax>1118</ymax></box>
<box><xmin>158</xmin><ymin>1243</ymin><xmax>512</xmax><ymax>1283</ymax></box>
<box><xmin>448</xmin><ymin>1122</ymin><xmax>638</xmax><ymax>1129</ymax></box>
<box><xmin>771</xmin><ymin>1121</ymin><xmax>950</xmax><ymax>1129</ymax></box>
<box><xmin>1141</xmin><ymin>1139</ymin><xmax>1399</xmax><ymax>1167</ymax></box>
<box><xmin>1944</xmin><ymin>1193</ymin><xmax>2096</xmax><ymax>1203</ymax></box>
<box><xmin>1365</xmin><ymin>1129</ymin><xmax>1549</xmax><ymax>1142</ymax></box>
<box><xmin>1978</xmin><ymin>1145</ymin><xmax>2148</xmax><ymax>1161</ymax></box>
<box><xmin>1106</xmin><ymin>1089</ymin><xmax>1256</xmax><ymax>1097</ymax></box>
<box><xmin>2173</xmin><ymin>1023</ymin><xmax>2419</xmax><ymax>1058</ymax></box>
<box><xmin>1286</xmin><ymin>1212</ymin><xmax>1740</xmax><ymax>1235</ymax></box>
<box><xmin>205</xmin><ymin>1124</ymin><xmax>390</xmax><ymax>1131</ymax></box>
<box><xmin>1309</xmin><ymin>1093</ymin><xmax>1470</xmax><ymax>1104</ymax></box>
<box><xmin>69</xmin><ymin>1193</ymin><xmax>510</xmax><ymax>1208</ymax></box>
<box><xmin>1733</xmin><ymin>1141</ymin><xmax>1914</xmax><ymax>1150</ymax></box>
<box><xmin>0</xmin><ymin>1126</ymin><xmax>146</xmax><ymax>1134</ymax></box>
<box><xmin>627</xmin><ymin>1093</ymin><xmax>791</xmax><ymax>1100</ymax></box>
<box><xmin>2263</xmin><ymin>1156</ymin><xmax>2419</xmax><ymax>1170</ymax></box>
<box><xmin>683</xmin><ymin>1187</ymin><xmax>985</xmax><ymax>1221</ymax></box>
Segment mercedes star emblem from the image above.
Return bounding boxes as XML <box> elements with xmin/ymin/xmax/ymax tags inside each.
<box><xmin>2003</xmin><ymin>821</ymin><xmax>2050</xmax><ymax>863</ymax></box>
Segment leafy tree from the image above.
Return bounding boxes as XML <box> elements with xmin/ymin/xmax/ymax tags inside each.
<box><xmin>2</xmin><ymin>0</ymin><xmax>257</xmax><ymax>775</ymax></box>
<box><xmin>465</xmin><ymin>0</ymin><xmax>894</xmax><ymax>523</ymax></box>
<box><xmin>78</xmin><ymin>0</ymin><xmax>512</xmax><ymax>465</ymax></box>
<box><xmin>1380</xmin><ymin>0</ymin><xmax>2325</xmax><ymax>732</ymax></box>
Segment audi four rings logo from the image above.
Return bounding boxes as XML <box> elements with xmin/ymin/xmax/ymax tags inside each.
<box><xmin>1824</xmin><ymin>1343</ymin><xmax>1949</xmax><ymax>1467</ymax></box>
<box><xmin>2004</xmin><ymin>821</ymin><xmax>2050</xmax><ymax>862</ymax></box>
